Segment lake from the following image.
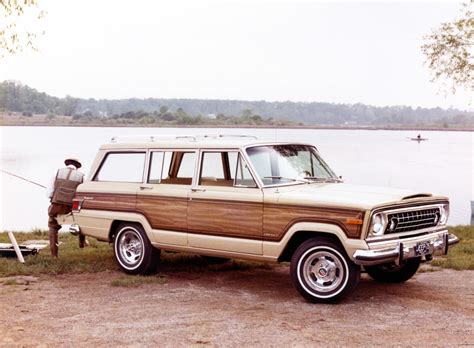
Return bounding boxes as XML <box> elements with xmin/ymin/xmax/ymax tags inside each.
<box><xmin>0</xmin><ymin>126</ymin><xmax>472</xmax><ymax>230</ymax></box>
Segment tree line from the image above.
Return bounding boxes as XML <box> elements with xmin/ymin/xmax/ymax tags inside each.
<box><xmin>0</xmin><ymin>80</ymin><xmax>472</xmax><ymax>127</ymax></box>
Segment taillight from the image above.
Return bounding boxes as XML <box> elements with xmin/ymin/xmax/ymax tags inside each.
<box><xmin>72</xmin><ymin>200</ymin><xmax>81</xmax><ymax>212</ymax></box>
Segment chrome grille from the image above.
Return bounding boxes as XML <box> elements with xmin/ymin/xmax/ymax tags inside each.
<box><xmin>385</xmin><ymin>208</ymin><xmax>440</xmax><ymax>234</ymax></box>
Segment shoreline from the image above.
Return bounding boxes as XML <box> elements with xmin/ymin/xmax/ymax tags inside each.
<box><xmin>1</xmin><ymin>123</ymin><xmax>473</xmax><ymax>132</ymax></box>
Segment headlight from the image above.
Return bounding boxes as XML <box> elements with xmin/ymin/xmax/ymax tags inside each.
<box><xmin>439</xmin><ymin>204</ymin><xmax>449</xmax><ymax>225</ymax></box>
<box><xmin>370</xmin><ymin>213</ymin><xmax>386</xmax><ymax>236</ymax></box>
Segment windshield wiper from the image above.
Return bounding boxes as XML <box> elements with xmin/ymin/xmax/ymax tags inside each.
<box><xmin>263</xmin><ymin>176</ymin><xmax>311</xmax><ymax>183</ymax></box>
<box><xmin>304</xmin><ymin>176</ymin><xmax>343</xmax><ymax>183</ymax></box>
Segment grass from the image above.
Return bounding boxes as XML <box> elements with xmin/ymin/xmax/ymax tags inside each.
<box><xmin>431</xmin><ymin>225</ymin><xmax>474</xmax><ymax>270</ymax></box>
<box><xmin>0</xmin><ymin>230</ymin><xmax>119</xmax><ymax>277</ymax></box>
<box><xmin>110</xmin><ymin>275</ymin><xmax>168</xmax><ymax>287</ymax></box>
<box><xmin>0</xmin><ymin>230</ymin><xmax>273</xmax><ymax>278</ymax></box>
<box><xmin>0</xmin><ymin>225</ymin><xmax>472</xmax><ymax>278</ymax></box>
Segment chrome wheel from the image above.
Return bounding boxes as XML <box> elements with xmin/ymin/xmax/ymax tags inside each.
<box><xmin>118</xmin><ymin>230</ymin><xmax>144</xmax><ymax>267</ymax></box>
<box><xmin>113</xmin><ymin>223</ymin><xmax>160</xmax><ymax>275</ymax></box>
<box><xmin>300</xmin><ymin>249</ymin><xmax>345</xmax><ymax>294</ymax></box>
<box><xmin>291</xmin><ymin>238</ymin><xmax>360</xmax><ymax>302</ymax></box>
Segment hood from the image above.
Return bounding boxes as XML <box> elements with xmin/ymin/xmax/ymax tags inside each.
<box><xmin>273</xmin><ymin>183</ymin><xmax>438</xmax><ymax>210</ymax></box>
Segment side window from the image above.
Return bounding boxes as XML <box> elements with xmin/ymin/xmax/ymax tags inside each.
<box><xmin>199</xmin><ymin>151</ymin><xmax>255</xmax><ymax>187</ymax></box>
<box><xmin>161</xmin><ymin>151</ymin><xmax>196</xmax><ymax>185</ymax></box>
<box><xmin>162</xmin><ymin>152</ymin><xmax>173</xmax><ymax>180</ymax></box>
<box><xmin>177</xmin><ymin>152</ymin><xmax>196</xmax><ymax>178</ymax></box>
<box><xmin>148</xmin><ymin>152</ymin><xmax>164</xmax><ymax>184</ymax></box>
<box><xmin>228</xmin><ymin>152</ymin><xmax>237</xmax><ymax>180</ymax></box>
<box><xmin>95</xmin><ymin>152</ymin><xmax>145</xmax><ymax>182</ymax></box>
<box><xmin>199</xmin><ymin>151</ymin><xmax>238</xmax><ymax>186</ymax></box>
<box><xmin>247</xmin><ymin>148</ymin><xmax>272</xmax><ymax>183</ymax></box>
<box><xmin>235</xmin><ymin>154</ymin><xmax>257</xmax><ymax>187</ymax></box>
<box><xmin>200</xmin><ymin>152</ymin><xmax>225</xmax><ymax>181</ymax></box>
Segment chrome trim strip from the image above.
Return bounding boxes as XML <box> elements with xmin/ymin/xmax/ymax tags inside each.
<box><xmin>381</xmin><ymin>204</ymin><xmax>443</xmax><ymax>215</ymax></box>
<box><xmin>366</xmin><ymin>225</ymin><xmax>447</xmax><ymax>242</ymax></box>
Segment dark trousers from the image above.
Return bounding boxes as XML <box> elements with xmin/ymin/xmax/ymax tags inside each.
<box><xmin>48</xmin><ymin>203</ymin><xmax>85</xmax><ymax>257</ymax></box>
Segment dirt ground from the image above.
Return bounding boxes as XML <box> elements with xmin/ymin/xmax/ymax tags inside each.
<box><xmin>0</xmin><ymin>265</ymin><xmax>473</xmax><ymax>347</ymax></box>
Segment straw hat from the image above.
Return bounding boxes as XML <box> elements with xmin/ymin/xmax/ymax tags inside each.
<box><xmin>64</xmin><ymin>157</ymin><xmax>82</xmax><ymax>169</ymax></box>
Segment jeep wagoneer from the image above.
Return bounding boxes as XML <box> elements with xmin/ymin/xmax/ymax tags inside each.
<box><xmin>64</xmin><ymin>135</ymin><xmax>459</xmax><ymax>302</ymax></box>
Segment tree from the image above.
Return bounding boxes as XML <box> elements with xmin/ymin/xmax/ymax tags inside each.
<box><xmin>421</xmin><ymin>1</ymin><xmax>473</xmax><ymax>93</ymax></box>
<box><xmin>175</xmin><ymin>107</ymin><xmax>187</xmax><ymax>118</ymax></box>
<box><xmin>60</xmin><ymin>96</ymin><xmax>78</xmax><ymax>116</ymax></box>
<box><xmin>241</xmin><ymin>109</ymin><xmax>253</xmax><ymax>118</ymax></box>
<box><xmin>0</xmin><ymin>0</ymin><xmax>45</xmax><ymax>57</ymax></box>
<box><xmin>159</xmin><ymin>105</ymin><xmax>169</xmax><ymax>115</ymax></box>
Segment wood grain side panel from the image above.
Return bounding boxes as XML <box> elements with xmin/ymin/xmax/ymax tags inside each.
<box><xmin>188</xmin><ymin>199</ymin><xmax>263</xmax><ymax>238</ymax></box>
<box><xmin>136</xmin><ymin>196</ymin><xmax>187</xmax><ymax>231</ymax></box>
<box><xmin>78</xmin><ymin>193</ymin><xmax>136</xmax><ymax>212</ymax></box>
<box><xmin>263</xmin><ymin>204</ymin><xmax>365</xmax><ymax>240</ymax></box>
<box><xmin>77</xmin><ymin>192</ymin><xmax>364</xmax><ymax>241</ymax></box>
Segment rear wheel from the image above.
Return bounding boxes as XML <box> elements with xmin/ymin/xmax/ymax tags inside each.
<box><xmin>365</xmin><ymin>258</ymin><xmax>421</xmax><ymax>283</ymax></box>
<box><xmin>290</xmin><ymin>237</ymin><xmax>360</xmax><ymax>303</ymax></box>
<box><xmin>113</xmin><ymin>223</ymin><xmax>160</xmax><ymax>274</ymax></box>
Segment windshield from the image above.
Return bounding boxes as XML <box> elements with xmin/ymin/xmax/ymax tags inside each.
<box><xmin>246</xmin><ymin>144</ymin><xmax>338</xmax><ymax>186</ymax></box>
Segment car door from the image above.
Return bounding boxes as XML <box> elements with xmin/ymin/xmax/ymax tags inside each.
<box><xmin>136</xmin><ymin>149</ymin><xmax>197</xmax><ymax>246</ymax></box>
<box><xmin>187</xmin><ymin>150</ymin><xmax>263</xmax><ymax>255</ymax></box>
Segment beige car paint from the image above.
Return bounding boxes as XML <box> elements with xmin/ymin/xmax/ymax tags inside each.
<box><xmin>64</xmin><ymin>137</ymin><xmax>449</xmax><ymax>264</ymax></box>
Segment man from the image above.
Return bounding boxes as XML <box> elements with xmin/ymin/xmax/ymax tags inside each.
<box><xmin>46</xmin><ymin>157</ymin><xmax>85</xmax><ymax>257</ymax></box>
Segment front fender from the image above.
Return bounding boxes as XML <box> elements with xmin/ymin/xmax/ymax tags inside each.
<box><xmin>263</xmin><ymin>221</ymin><xmax>367</xmax><ymax>262</ymax></box>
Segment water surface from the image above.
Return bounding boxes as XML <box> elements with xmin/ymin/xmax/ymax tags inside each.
<box><xmin>0</xmin><ymin>127</ymin><xmax>472</xmax><ymax>230</ymax></box>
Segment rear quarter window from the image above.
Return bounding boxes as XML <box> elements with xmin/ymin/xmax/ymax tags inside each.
<box><xmin>94</xmin><ymin>152</ymin><xmax>146</xmax><ymax>182</ymax></box>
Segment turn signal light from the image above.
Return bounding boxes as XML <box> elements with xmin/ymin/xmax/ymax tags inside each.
<box><xmin>346</xmin><ymin>218</ymin><xmax>363</xmax><ymax>225</ymax></box>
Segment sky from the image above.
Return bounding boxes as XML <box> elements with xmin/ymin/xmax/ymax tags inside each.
<box><xmin>1</xmin><ymin>0</ymin><xmax>471</xmax><ymax>109</ymax></box>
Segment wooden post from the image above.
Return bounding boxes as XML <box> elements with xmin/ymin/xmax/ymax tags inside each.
<box><xmin>471</xmin><ymin>201</ymin><xmax>474</xmax><ymax>225</ymax></box>
<box><xmin>7</xmin><ymin>232</ymin><xmax>25</xmax><ymax>263</ymax></box>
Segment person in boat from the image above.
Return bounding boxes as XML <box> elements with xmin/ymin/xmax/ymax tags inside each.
<box><xmin>46</xmin><ymin>158</ymin><xmax>86</xmax><ymax>257</ymax></box>
<box><xmin>417</xmin><ymin>134</ymin><xmax>421</xmax><ymax>140</ymax></box>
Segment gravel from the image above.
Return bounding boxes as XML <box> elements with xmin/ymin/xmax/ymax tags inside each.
<box><xmin>0</xmin><ymin>266</ymin><xmax>473</xmax><ymax>346</ymax></box>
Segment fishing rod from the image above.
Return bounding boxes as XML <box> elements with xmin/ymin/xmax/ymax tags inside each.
<box><xmin>0</xmin><ymin>170</ymin><xmax>46</xmax><ymax>189</ymax></box>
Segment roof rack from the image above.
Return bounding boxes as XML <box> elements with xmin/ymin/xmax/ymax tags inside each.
<box><xmin>203</xmin><ymin>134</ymin><xmax>258</xmax><ymax>139</ymax></box>
<box><xmin>110</xmin><ymin>135</ymin><xmax>196</xmax><ymax>143</ymax></box>
<box><xmin>109</xmin><ymin>134</ymin><xmax>258</xmax><ymax>143</ymax></box>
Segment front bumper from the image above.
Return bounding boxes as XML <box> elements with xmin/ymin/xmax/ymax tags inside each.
<box><xmin>353</xmin><ymin>230</ymin><xmax>459</xmax><ymax>266</ymax></box>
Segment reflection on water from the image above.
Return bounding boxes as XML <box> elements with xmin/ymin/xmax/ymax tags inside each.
<box><xmin>0</xmin><ymin>126</ymin><xmax>472</xmax><ymax>230</ymax></box>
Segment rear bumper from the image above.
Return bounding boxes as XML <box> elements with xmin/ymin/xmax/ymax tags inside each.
<box><xmin>353</xmin><ymin>230</ymin><xmax>459</xmax><ymax>266</ymax></box>
<box><xmin>69</xmin><ymin>223</ymin><xmax>81</xmax><ymax>236</ymax></box>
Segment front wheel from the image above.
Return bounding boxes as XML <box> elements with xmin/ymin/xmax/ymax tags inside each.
<box><xmin>290</xmin><ymin>237</ymin><xmax>360</xmax><ymax>303</ymax></box>
<box><xmin>365</xmin><ymin>258</ymin><xmax>421</xmax><ymax>283</ymax></box>
<box><xmin>113</xmin><ymin>223</ymin><xmax>160</xmax><ymax>274</ymax></box>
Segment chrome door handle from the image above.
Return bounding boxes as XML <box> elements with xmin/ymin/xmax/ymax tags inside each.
<box><xmin>139</xmin><ymin>186</ymin><xmax>153</xmax><ymax>190</ymax></box>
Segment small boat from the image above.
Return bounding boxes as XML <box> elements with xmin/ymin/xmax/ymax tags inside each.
<box><xmin>410</xmin><ymin>134</ymin><xmax>428</xmax><ymax>142</ymax></box>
